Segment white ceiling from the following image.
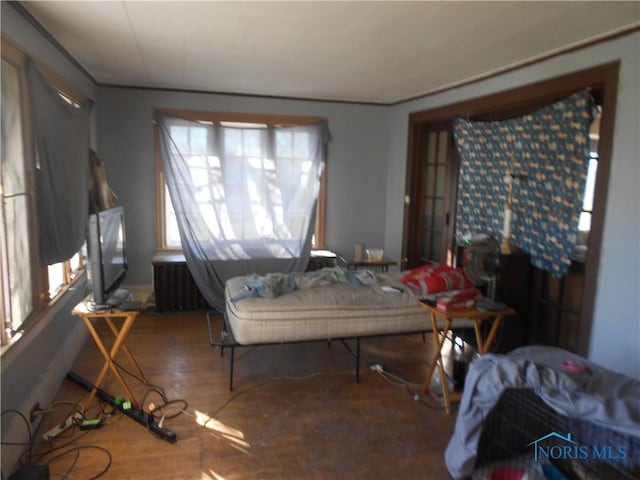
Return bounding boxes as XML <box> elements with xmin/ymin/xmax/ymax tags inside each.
<box><xmin>19</xmin><ymin>1</ymin><xmax>640</xmax><ymax>104</ymax></box>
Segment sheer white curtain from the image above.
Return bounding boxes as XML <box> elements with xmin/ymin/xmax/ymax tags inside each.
<box><xmin>155</xmin><ymin>112</ymin><xmax>330</xmax><ymax>310</ymax></box>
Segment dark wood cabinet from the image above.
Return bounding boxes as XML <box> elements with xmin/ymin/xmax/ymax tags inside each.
<box><xmin>530</xmin><ymin>261</ymin><xmax>586</xmax><ymax>353</ymax></box>
<box><xmin>493</xmin><ymin>252</ymin><xmax>532</xmax><ymax>353</ymax></box>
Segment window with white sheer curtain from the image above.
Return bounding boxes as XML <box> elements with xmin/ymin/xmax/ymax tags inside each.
<box><xmin>154</xmin><ymin>110</ymin><xmax>330</xmax><ymax>311</ymax></box>
<box><xmin>156</xmin><ymin>112</ymin><xmax>328</xmax><ymax>252</ymax></box>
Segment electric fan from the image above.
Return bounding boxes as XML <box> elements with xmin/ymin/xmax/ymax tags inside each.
<box><xmin>462</xmin><ymin>234</ymin><xmax>501</xmax><ymax>301</ymax></box>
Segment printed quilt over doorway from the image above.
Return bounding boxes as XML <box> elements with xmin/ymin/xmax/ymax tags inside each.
<box><xmin>454</xmin><ymin>89</ymin><xmax>594</xmax><ymax>277</ymax></box>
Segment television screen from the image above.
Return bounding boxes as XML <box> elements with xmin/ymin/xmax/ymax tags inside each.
<box><xmin>86</xmin><ymin>206</ymin><xmax>128</xmax><ymax>306</ymax></box>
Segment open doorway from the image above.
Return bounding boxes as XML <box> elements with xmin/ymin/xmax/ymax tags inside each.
<box><xmin>402</xmin><ymin>62</ymin><xmax>619</xmax><ymax>355</ymax></box>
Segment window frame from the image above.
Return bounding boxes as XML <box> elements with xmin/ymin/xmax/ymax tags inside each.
<box><xmin>47</xmin><ymin>249</ymin><xmax>85</xmax><ymax>301</ymax></box>
<box><xmin>1</xmin><ymin>35</ymin><xmax>88</xmax><ymax>348</ymax></box>
<box><xmin>154</xmin><ymin>109</ymin><xmax>327</xmax><ymax>251</ymax></box>
<box><xmin>576</xmin><ymin>111</ymin><xmax>601</xmax><ymax>242</ymax></box>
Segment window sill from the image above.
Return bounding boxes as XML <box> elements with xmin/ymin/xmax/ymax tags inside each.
<box><xmin>48</xmin><ymin>270</ymin><xmax>87</xmax><ymax>307</ymax></box>
<box><xmin>155</xmin><ymin>246</ymin><xmax>183</xmax><ymax>254</ymax></box>
<box><xmin>0</xmin><ymin>274</ymin><xmax>87</xmax><ymax>364</ymax></box>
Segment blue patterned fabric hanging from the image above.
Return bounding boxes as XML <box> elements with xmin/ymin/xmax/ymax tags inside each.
<box><xmin>454</xmin><ymin>89</ymin><xmax>594</xmax><ymax>277</ymax></box>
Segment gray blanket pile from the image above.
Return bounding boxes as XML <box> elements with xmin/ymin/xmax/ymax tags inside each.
<box><xmin>229</xmin><ymin>266</ymin><xmax>377</xmax><ymax>301</ymax></box>
<box><xmin>445</xmin><ymin>345</ymin><xmax>640</xmax><ymax>479</ymax></box>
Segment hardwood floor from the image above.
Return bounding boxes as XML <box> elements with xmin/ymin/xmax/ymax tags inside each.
<box><xmin>29</xmin><ymin>310</ymin><xmax>457</xmax><ymax>479</ymax></box>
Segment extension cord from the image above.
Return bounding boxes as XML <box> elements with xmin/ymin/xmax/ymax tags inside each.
<box><xmin>369</xmin><ymin>363</ymin><xmax>431</xmax><ymax>406</ymax></box>
<box><xmin>43</xmin><ymin>411</ymin><xmax>83</xmax><ymax>440</ymax></box>
<box><xmin>369</xmin><ymin>364</ymin><xmax>384</xmax><ymax>373</ymax></box>
<box><xmin>79</xmin><ymin>418</ymin><xmax>103</xmax><ymax>430</ymax></box>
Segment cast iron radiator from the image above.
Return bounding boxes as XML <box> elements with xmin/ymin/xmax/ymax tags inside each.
<box><xmin>152</xmin><ymin>254</ymin><xmax>210</xmax><ymax>312</ymax></box>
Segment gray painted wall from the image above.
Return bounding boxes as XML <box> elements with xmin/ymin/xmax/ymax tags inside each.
<box><xmin>384</xmin><ymin>33</ymin><xmax>640</xmax><ymax>379</ymax></box>
<box><xmin>95</xmin><ymin>88</ymin><xmax>389</xmax><ymax>284</ymax></box>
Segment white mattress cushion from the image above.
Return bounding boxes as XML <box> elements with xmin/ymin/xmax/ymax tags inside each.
<box><xmin>225</xmin><ymin>274</ymin><xmax>434</xmax><ymax>344</ymax></box>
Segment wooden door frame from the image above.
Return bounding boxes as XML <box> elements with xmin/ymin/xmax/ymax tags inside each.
<box><xmin>402</xmin><ymin>61</ymin><xmax>620</xmax><ymax>356</ymax></box>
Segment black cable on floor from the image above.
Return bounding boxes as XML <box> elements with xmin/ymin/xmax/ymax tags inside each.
<box><xmin>44</xmin><ymin>445</ymin><xmax>112</xmax><ymax>480</ymax></box>
<box><xmin>3</xmin><ymin>401</ymin><xmax>114</xmax><ymax>479</ymax></box>
<box><xmin>1</xmin><ymin>409</ymin><xmax>33</xmax><ymax>466</ymax></box>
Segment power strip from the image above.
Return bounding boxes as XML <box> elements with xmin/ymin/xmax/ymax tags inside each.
<box><xmin>66</xmin><ymin>372</ymin><xmax>177</xmax><ymax>443</ymax></box>
<box><xmin>42</xmin><ymin>412</ymin><xmax>83</xmax><ymax>440</ymax></box>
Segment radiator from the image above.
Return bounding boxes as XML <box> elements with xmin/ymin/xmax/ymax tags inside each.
<box><xmin>152</xmin><ymin>254</ymin><xmax>210</xmax><ymax>312</ymax></box>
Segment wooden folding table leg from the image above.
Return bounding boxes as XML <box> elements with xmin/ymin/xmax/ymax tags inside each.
<box><xmin>423</xmin><ymin>314</ymin><xmax>454</xmax><ymax>415</ymax></box>
<box><xmin>422</xmin><ymin>314</ymin><xmax>442</xmax><ymax>393</ymax></box>
<box><xmin>81</xmin><ymin>315</ymin><xmax>139</xmax><ymax>408</ymax></box>
<box><xmin>104</xmin><ymin>316</ymin><xmax>149</xmax><ymax>384</ymax></box>
<box><xmin>480</xmin><ymin>314</ymin><xmax>504</xmax><ymax>354</ymax></box>
<box><xmin>472</xmin><ymin>319</ymin><xmax>484</xmax><ymax>352</ymax></box>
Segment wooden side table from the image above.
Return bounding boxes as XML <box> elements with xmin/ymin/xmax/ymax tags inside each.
<box><xmin>419</xmin><ymin>301</ymin><xmax>516</xmax><ymax>414</ymax></box>
<box><xmin>347</xmin><ymin>257</ymin><xmax>398</xmax><ymax>272</ymax></box>
<box><xmin>71</xmin><ymin>289</ymin><xmax>151</xmax><ymax>408</ymax></box>
<box><xmin>67</xmin><ymin>288</ymin><xmax>178</xmax><ymax>443</ymax></box>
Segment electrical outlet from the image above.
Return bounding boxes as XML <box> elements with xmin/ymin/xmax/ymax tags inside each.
<box><xmin>30</xmin><ymin>402</ymin><xmax>41</xmax><ymax>423</ymax></box>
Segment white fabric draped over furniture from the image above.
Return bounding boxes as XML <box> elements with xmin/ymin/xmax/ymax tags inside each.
<box><xmin>155</xmin><ymin>112</ymin><xmax>330</xmax><ymax>311</ymax></box>
<box><xmin>445</xmin><ymin>345</ymin><xmax>640</xmax><ymax>479</ymax></box>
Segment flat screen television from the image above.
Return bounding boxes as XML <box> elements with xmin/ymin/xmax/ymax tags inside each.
<box><xmin>86</xmin><ymin>206</ymin><xmax>128</xmax><ymax>307</ymax></box>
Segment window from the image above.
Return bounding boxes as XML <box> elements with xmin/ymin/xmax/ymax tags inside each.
<box><xmin>578</xmin><ymin>150</ymin><xmax>598</xmax><ymax>233</ymax></box>
<box><xmin>577</xmin><ymin>109</ymin><xmax>601</xmax><ymax>237</ymax></box>
<box><xmin>156</xmin><ymin>110</ymin><xmax>327</xmax><ymax>251</ymax></box>
<box><xmin>47</xmin><ymin>250</ymin><xmax>85</xmax><ymax>299</ymax></box>
<box><xmin>420</xmin><ymin>127</ymin><xmax>450</xmax><ymax>264</ymax></box>
<box><xmin>1</xmin><ymin>38</ymin><xmax>86</xmax><ymax>347</ymax></box>
<box><xmin>1</xmin><ymin>57</ymin><xmax>34</xmax><ymax>341</ymax></box>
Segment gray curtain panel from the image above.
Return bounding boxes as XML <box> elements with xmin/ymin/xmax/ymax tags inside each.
<box><xmin>27</xmin><ymin>60</ymin><xmax>90</xmax><ymax>265</ymax></box>
<box><xmin>155</xmin><ymin>111</ymin><xmax>330</xmax><ymax>311</ymax></box>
